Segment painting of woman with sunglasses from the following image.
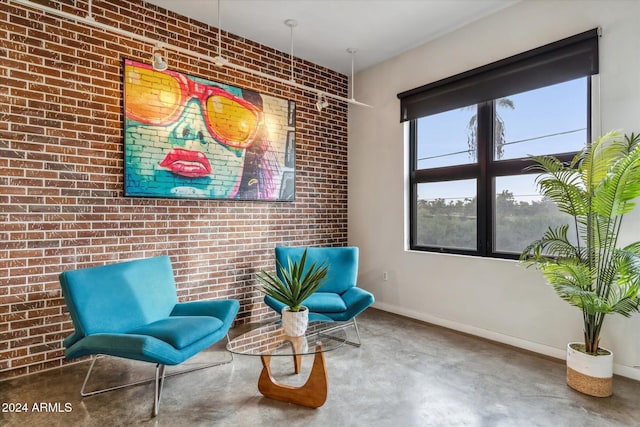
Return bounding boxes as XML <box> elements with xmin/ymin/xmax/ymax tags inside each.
<box><xmin>123</xmin><ymin>59</ymin><xmax>294</xmax><ymax>200</ymax></box>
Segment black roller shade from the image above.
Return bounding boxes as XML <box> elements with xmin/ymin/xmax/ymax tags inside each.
<box><xmin>397</xmin><ymin>28</ymin><xmax>599</xmax><ymax>122</ymax></box>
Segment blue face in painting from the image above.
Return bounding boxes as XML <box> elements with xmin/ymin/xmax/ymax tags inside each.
<box><xmin>124</xmin><ymin>61</ymin><xmax>263</xmax><ymax>199</ymax></box>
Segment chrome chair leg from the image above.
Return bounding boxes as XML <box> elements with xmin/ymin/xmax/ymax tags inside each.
<box><xmin>78</xmin><ymin>338</ymin><xmax>235</xmax><ymax>416</ymax></box>
<box><xmin>350</xmin><ymin>317</ymin><xmax>362</xmax><ymax>347</ymax></box>
<box><xmin>80</xmin><ymin>355</ymin><xmax>101</xmax><ymax>397</ymax></box>
<box><xmin>317</xmin><ymin>318</ymin><xmax>362</xmax><ymax>347</ymax></box>
<box><xmin>80</xmin><ymin>355</ymin><xmax>158</xmax><ymax>397</ymax></box>
<box><xmin>227</xmin><ymin>333</ymin><xmax>234</xmax><ymax>362</ymax></box>
<box><xmin>153</xmin><ymin>364</ymin><xmax>166</xmax><ymax>417</ymax></box>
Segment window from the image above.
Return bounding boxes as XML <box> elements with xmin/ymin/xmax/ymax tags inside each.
<box><xmin>398</xmin><ymin>29</ymin><xmax>599</xmax><ymax>258</ymax></box>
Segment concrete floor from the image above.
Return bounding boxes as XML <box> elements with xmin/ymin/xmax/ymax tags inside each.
<box><xmin>1</xmin><ymin>309</ymin><xmax>639</xmax><ymax>427</ymax></box>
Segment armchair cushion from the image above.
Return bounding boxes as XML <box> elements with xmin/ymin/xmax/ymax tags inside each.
<box><xmin>128</xmin><ymin>316</ymin><xmax>223</xmax><ymax>350</ymax></box>
<box><xmin>326</xmin><ymin>287</ymin><xmax>375</xmax><ymax>322</ymax></box>
<box><xmin>171</xmin><ymin>300</ymin><xmax>239</xmax><ymax>327</ymax></box>
<box><xmin>64</xmin><ymin>328</ymin><xmax>231</xmax><ymax>366</ymax></box>
<box><xmin>303</xmin><ymin>292</ymin><xmax>347</xmax><ymax>313</ymax></box>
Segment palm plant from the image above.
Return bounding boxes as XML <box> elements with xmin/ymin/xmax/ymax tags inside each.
<box><xmin>257</xmin><ymin>249</ymin><xmax>329</xmax><ymax>312</ymax></box>
<box><xmin>467</xmin><ymin>98</ymin><xmax>515</xmax><ymax>161</ymax></box>
<box><xmin>520</xmin><ymin>131</ymin><xmax>640</xmax><ymax>355</ymax></box>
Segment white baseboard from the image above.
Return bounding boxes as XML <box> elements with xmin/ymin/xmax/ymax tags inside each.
<box><xmin>371</xmin><ymin>302</ymin><xmax>640</xmax><ymax>381</ymax></box>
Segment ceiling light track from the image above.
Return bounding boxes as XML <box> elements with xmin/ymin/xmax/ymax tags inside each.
<box><xmin>10</xmin><ymin>0</ymin><xmax>370</xmax><ymax>108</ymax></box>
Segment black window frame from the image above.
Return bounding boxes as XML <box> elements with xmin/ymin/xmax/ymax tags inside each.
<box><xmin>399</xmin><ymin>29</ymin><xmax>599</xmax><ymax>259</ymax></box>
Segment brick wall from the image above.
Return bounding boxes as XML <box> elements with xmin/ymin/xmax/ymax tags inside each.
<box><xmin>0</xmin><ymin>0</ymin><xmax>349</xmax><ymax>378</ymax></box>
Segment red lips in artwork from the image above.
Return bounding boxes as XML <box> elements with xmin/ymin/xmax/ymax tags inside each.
<box><xmin>160</xmin><ymin>148</ymin><xmax>212</xmax><ymax>178</ymax></box>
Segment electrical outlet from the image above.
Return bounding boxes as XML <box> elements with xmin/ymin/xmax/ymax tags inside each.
<box><xmin>383</xmin><ymin>271</ymin><xmax>389</xmax><ymax>281</ymax></box>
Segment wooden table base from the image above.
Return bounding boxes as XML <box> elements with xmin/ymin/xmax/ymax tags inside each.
<box><xmin>258</xmin><ymin>344</ymin><xmax>328</xmax><ymax>408</ymax></box>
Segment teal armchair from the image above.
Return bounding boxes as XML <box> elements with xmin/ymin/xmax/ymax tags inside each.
<box><xmin>264</xmin><ymin>246</ymin><xmax>374</xmax><ymax>345</ymax></box>
<box><xmin>59</xmin><ymin>256</ymin><xmax>239</xmax><ymax>416</ymax></box>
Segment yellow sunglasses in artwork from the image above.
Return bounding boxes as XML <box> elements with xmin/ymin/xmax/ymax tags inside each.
<box><xmin>125</xmin><ymin>62</ymin><xmax>263</xmax><ymax>149</ymax></box>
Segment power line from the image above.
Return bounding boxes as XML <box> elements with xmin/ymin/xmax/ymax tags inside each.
<box><xmin>420</xmin><ymin>149</ymin><xmax>470</xmax><ymax>161</ymax></box>
<box><xmin>501</xmin><ymin>128</ymin><xmax>586</xmax><ymax>147</ymax></box>
<box><xmin>418</xmin><ymin>127</ymin><xmax>586</xmax><ymax>162</ymax></box>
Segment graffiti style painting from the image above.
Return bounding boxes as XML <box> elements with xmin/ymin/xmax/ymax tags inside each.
<box><xmin>123</xmin><ymin>59</ymin><xmax>295</xmax><ymax>200</ymax></box>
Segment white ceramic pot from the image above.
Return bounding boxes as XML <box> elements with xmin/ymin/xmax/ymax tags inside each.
<box><xmin>281</xmin><ymin>306</ymin><xmax>309</xmax><ymax>337</ymax></box>
<box><xmin>566</xmin><ymin>342</ymin><xmax>613</xmax><ymax>397</ymax></box>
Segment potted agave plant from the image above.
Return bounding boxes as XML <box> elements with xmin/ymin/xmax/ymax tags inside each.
<box><xmin>257</xmin><ymin>249</ymin><xmax>329</xmax><ymax>336</ymax></box>
<box><xmin>520</xmin><ymin>131</ymin><xmax>640</xmax><ymax>397</ymax></box>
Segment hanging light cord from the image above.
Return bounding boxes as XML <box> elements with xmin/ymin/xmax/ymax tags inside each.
<box><xmin>86</xmin><ymin>0</ymin><xmax>94</xmax><ymax>20</ymax></box>
<box><xmin>290</xmin><ymin>24</ymin><xmax>294</xmax><ymax>82</ymax></box>
<box><xmin>285</xmin><ymin>19</ymin><xmax>298</xmax><ymax>83</ymax></box>
<box><xmin>217</xmin><ymin>0</ymin><xmax>222</xmax><ymax>59</ymax></box>
<box><xmin>347</xmin><ymin>48</ymin><xmax>357</xmax><ymax>100</ymax></box>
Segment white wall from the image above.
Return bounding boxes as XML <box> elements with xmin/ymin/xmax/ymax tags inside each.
<box><xmin>349</xmin><ymin>0</ymin><xmax>640</xmax><ymax>379</ymax></box>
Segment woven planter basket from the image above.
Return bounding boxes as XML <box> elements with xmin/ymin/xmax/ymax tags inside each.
<box><xmin>566</xmin><ymin>343</ymin><xmax>613</xmax><ymax>397</ymax></box>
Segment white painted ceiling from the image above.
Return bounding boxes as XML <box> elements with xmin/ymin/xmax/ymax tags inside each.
<box><xmin>146</xmin><ymin>0</ymin><xmax>519</xmax><ymax>75</ymax></box>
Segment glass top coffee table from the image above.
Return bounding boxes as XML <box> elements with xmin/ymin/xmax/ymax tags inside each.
<box><xmin>226</xmin><ymin>321</ymin><xmax>348</xmax><ymax>408</ymax></box>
